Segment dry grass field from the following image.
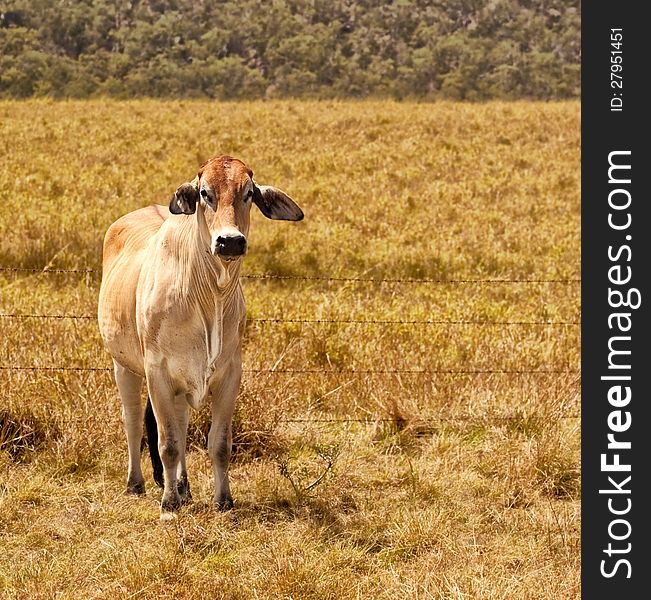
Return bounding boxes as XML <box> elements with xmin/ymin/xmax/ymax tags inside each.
<box><xmin>0</xmin><ymin>100</ymin><xmax>580</xmax><ymax>599</ymax></box>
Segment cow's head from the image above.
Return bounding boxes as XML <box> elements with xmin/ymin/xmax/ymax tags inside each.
<box><xmin>169</xmin><ymin>155</ymin><xmax>303</xmax><ymax>261</ymax></box>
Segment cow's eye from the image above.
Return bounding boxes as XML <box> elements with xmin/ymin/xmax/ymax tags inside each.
<box><xmin>200</xmin><ymin>189</ymin><xmax>208</xmax><ymax>198</ymax></box>
<box><xmin>245</xmin><ymin>189</ymin><xmax>253</xmax><ymax>200</ymax></box>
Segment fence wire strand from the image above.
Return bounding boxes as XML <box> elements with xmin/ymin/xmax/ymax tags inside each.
<box><xmin>0</xmin><ymin>365</ymin><xmax>579</xmax><ymax>375</ymax></box>
<box><xmin>0</xmin><ymin>266</ymin><xmax>580</xmax><ymax>285</ymax></box>
<box><xmin>0</xmin><ymin>313</ymin><xmax>580</xmax><ymax>326</ymax></box>
<box><xmin>0</xmin><ymin>413</ymin><xmax>580</xmax><ymax>426</ymax></box>
<box><xmin>279</xmin><ymin>414</ymin><xmax>580</xmax><ymax>423</ymax></box>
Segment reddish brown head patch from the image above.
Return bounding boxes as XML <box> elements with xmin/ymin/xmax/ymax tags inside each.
<box><xmin>198</xmin><ymin>155</ymin><xmax>253</xmax><ymax>199</ymax></box>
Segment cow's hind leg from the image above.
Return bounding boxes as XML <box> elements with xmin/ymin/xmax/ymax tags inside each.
<box><xmin>114</xmin><ymin>361</ymin><xmax>145</xmax><ymax>495</ymax></box>
<box><xmin>144</xmin><ymin>397</ymin><xmax>164</xmax><ymax>488</ymax></box>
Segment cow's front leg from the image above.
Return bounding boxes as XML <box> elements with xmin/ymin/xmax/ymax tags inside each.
<box><xmin>146</xmin><ymin>374</ymin><xmax>183</xmax><ymax>518</ymax></box>
<box><xmin>208</xmin><ymin>357</ymin><xmax>241</xmax><ymax>510</ymax></box>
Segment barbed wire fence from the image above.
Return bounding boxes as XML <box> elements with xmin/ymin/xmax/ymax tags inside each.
<box><xmin>0</xmin><ymin>266</ymin><xmax>581</xmax><ymax>284</ymax></box>
<box><xmin>0</xmin><ymin>266</ymin><xmax>581</xmax><ymax>424</ymax></box>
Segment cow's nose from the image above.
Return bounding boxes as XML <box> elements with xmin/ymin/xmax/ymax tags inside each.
<box><xmin>215</xmin><ymin>234</ymin><xmax>247</xmax><ymax>257</ymax></box>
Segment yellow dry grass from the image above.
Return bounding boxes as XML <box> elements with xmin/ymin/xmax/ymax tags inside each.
<box><xmin>0</xmin><ymin>99</ymin><xmax>580</xmax><ymax>599</ymax></box>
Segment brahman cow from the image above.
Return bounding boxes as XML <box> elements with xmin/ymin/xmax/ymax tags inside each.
<box><xmin>98</xmin><ymin>155</ymin><xmax>303</xmax><ymax>518</ymax></box>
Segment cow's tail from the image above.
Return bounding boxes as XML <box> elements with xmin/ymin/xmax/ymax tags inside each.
<box><xmin>144</xmin><ymin>397</ymin><xmax>164</xmax><ymax>488</ymax></box>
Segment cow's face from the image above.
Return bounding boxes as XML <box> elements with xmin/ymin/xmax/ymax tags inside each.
<box><xmin>169</xmin><ymin>155</ymin><xmax>303</xmax><ymax>262</ymax></box>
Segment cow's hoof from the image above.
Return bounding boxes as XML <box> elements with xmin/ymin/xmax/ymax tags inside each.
<box><xmin>217</xmin><ymin>497</ymin><xmax>234</xmax><ymax>511</ymax></box>
<box><xmin>160</xmin><ymin>510</ymin><xmax>178</xmax><ymax>522</ymax></box>
<box><xmin>126</xmin><ymin>479</ymin><xmax>145</xmax><ymax>495</ymax></box>
<box><xmin>161</xmin><ymin>492</ymin><xmax>182</xmax><ymax>514</ymax></box>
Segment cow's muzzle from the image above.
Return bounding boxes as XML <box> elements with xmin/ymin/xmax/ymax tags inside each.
<box><xmin>214</xmin><ymin>234</ymin><xmax>247</xmax><ymax>259</ymax></box>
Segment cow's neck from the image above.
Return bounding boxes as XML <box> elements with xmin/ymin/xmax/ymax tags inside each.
<box><xmin>166</xmin><ymin>204</ymin><xmax>242</xmax><ymax>311</ymax></box>
<box><xmin>194</xmin><ymin>203</ymin><xmax>241</xmax><ymax>301</ymax></box>
<box><xmin>162</xmin><ymin>205</ymin><xmax>243</xmax><ymax>367</ymax></box>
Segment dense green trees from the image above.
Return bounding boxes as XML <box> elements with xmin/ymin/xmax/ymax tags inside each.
<box><xmin>0</xmin><ymin>0</ymin><xmax>580</xmax><ymax>99</ymax></box>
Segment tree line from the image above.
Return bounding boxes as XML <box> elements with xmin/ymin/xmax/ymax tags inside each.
<box><xmin>0</xmin><ymin>0</ymin><xmax>580</xmax><ymax>100</ymax></box>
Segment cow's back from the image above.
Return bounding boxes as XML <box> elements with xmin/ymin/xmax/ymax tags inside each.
<box><xmin>98</xmin><ymin>204</ymin><xmax>168</xmax><ymax>375</ymax></box>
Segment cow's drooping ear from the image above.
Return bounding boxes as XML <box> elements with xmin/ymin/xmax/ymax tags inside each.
<box><xmin>169</xmin><ymin>182</ymin><xmax>200</xmax><ymax>215</ymax></box>
<box><xmin>252</xmin><ymin>185</ymin><xmax>304</xmax><ymax>221</ymax></box>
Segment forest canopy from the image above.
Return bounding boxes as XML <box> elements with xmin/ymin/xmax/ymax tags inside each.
<box><xmin>0</xmin><ymin>0</ymin><xmax>580</xmax><ymax>100</ymax></box>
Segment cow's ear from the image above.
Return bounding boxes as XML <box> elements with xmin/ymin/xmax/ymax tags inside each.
<box><xmin>169</xmin><ymin>182</ymin><xmax>199</xmax><ymax>215</ymax></box>
<box><xmin>252</xmin><ymin>185</ymin><xmax>304</xmax><ymax>221</ymax></box>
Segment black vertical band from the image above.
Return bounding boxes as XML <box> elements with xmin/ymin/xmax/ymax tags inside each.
<box><xmin>582</xmin><ymin>4</ymin><xmax>648</xmax><ymax>596</ymax></box>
